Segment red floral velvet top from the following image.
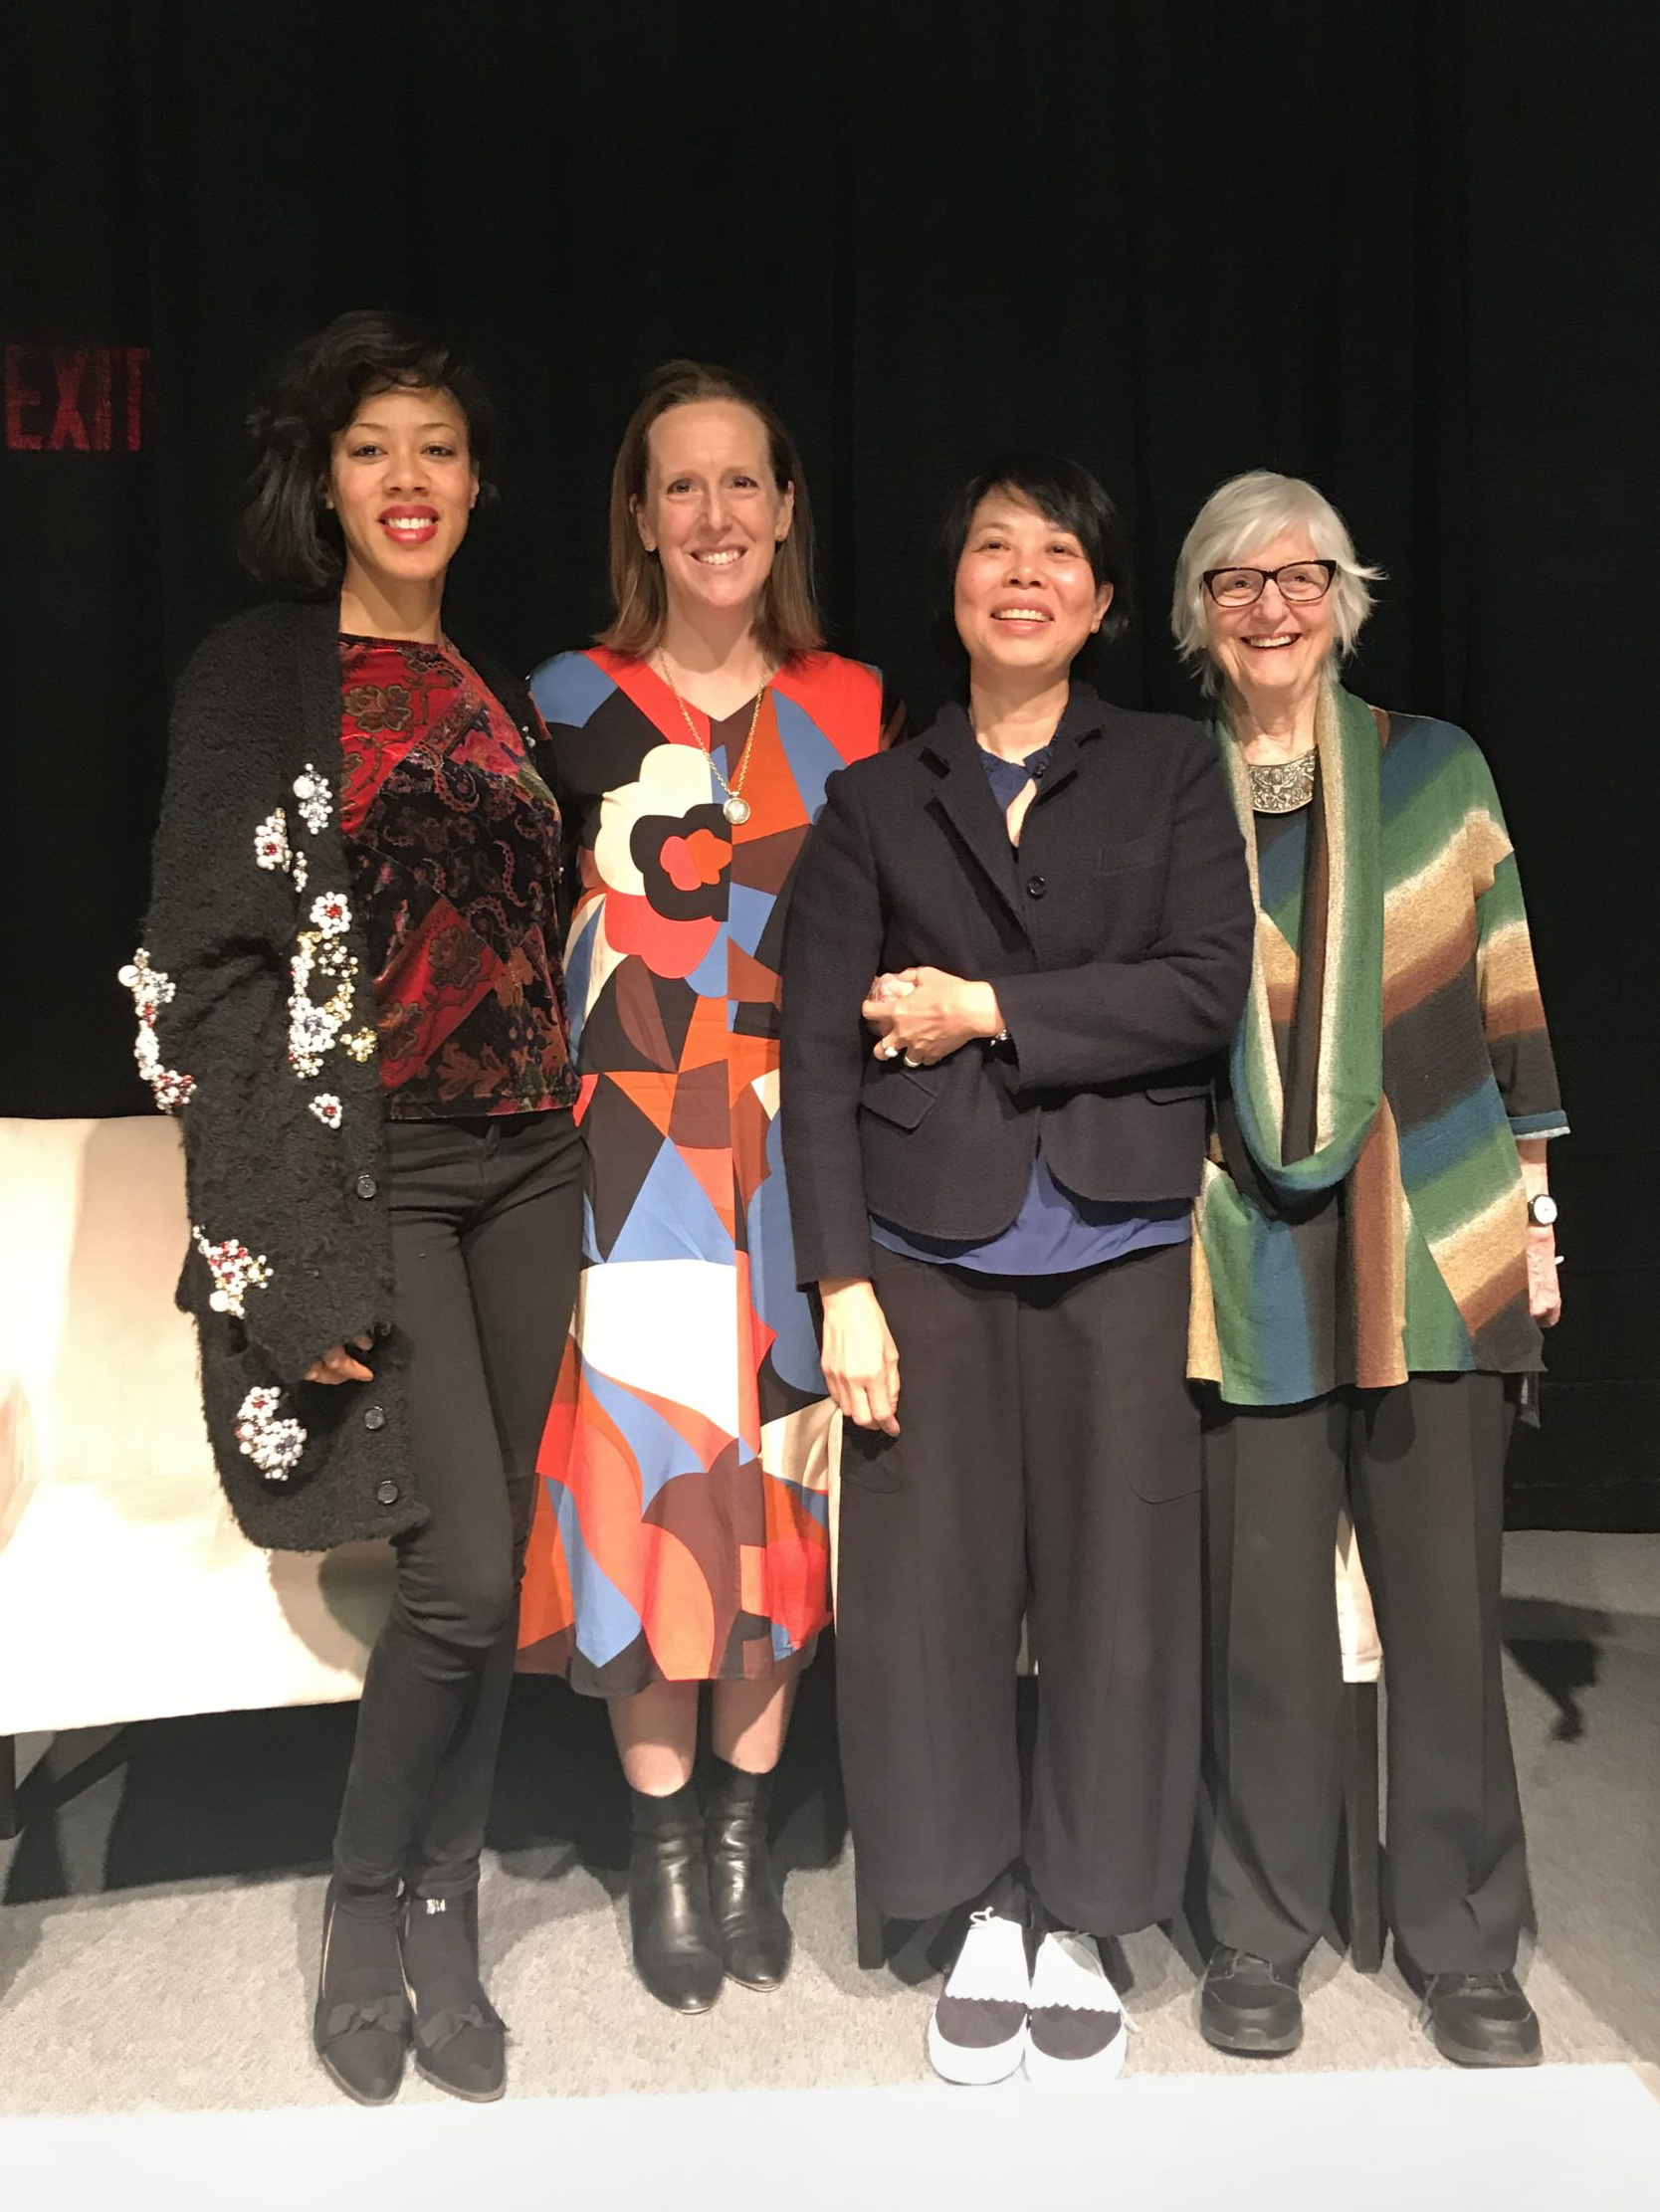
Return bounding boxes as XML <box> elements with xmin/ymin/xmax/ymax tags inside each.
<box><xmin>337</xmin><ymin>636</ymin><xmax>578</xmax><ymax>1118</ymax></box>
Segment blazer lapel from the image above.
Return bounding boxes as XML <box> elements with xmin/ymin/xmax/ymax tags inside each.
<box><xmin>1023</xmin><ymin>683</ymin><xmax>1109</xmax><ymax>812</ymax></box>
<box><xmin>922</xmin><ymin>707</ymin><xmax>1030</xmax><ymax>935</ymax></box>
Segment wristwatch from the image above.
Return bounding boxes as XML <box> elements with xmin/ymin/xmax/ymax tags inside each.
<box><xmin>1527</xmin><ymin>1193</ymin><xmax>1558</xmax><ymax>1229</ymax></box>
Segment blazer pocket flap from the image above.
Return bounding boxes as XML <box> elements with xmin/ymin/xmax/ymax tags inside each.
<box><xmin>1144</xmin><ymin>1081</ymin><xmax>1211</xmax><ymax>1104</ymax></box>
<box><xmin>1095</xmin><ymin>832</ymin><xmax>1164</xmax><ymax>876</ymax></box>
<box><xmin>859</xmin><ymin>1070</ymin><xmax>939</xmax><ymax>1130</ymax></box>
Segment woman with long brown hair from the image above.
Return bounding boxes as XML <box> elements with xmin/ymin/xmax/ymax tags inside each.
<box><xmin>517</xmin><ymin>361</ymin><xmax>895</xmax><ymax>2011</ymax></box>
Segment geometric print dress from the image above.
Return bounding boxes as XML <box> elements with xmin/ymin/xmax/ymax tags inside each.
<box><xmin>515</xmin><ymin>646</ymin><xmax>887</xmax><ymax>1694</ymax></box>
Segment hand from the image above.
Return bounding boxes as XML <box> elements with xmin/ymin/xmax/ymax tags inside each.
<box><xmin>818</xmin><ymin>1279</ymin><xmax>901</xmax><ymax>1435</ymax></box>
<box><xmin>862</xmin><ymin>966</ymin><xmax>1002</xmax><ymax>1068</ymax></box>
<box><xmin>862</xmin><ymin>970</ymin><xmax>916</xmax><ymax>1026</ymax></box>
<box><xmin>305</xmin><ymin>1334</ymin><xmax>374</xmax><ymax>1384</ymax></box>
<box><xmin>1526</xmin><ymin>1231</ymin><xmax>1562</xmax><ymax>1328</ymax></box>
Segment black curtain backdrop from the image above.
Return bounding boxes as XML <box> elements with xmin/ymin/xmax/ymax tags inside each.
<box><xmin>3</xmin><ymin>1</ymin><xmax>1653</xmax><ymax>1526</ymax></box>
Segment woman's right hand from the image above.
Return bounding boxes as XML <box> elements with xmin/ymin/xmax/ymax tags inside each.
<box><xmin>818</xmin><ymin>1279</ymin><xmax>901</xmax><ymax>1435</ymax></box>
<box><xmin>304</xmin><ymin>1334</ymin><xmax>374</xmax><ymax>1385</ymax></box>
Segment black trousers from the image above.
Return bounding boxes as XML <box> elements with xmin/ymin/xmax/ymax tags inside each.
<box><xmin>332</xmin><ymin>1109</ymin><xmax>583</xmax><ymax>1901</ymax></box>
<box><xmin>836</xmin><ymin>1238</ymin><xmax>1201</xmax><ymax>1934</ymax></box>
<box><xmin>1200</xmin><ymin>1373</ymin><xmax>1530</xmax><ymax>1973</ymax></box>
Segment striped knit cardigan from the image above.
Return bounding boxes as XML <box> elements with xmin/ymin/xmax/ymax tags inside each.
<box><xmin>1188</xmin><ymin>687</ymin><xmax>1566</xmax><ymax>1407</ymax></box>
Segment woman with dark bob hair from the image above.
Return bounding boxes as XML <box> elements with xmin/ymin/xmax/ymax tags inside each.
<box><xmin>121</xmin><ymin>310</ymin><xmax>583</xmax><ymax>2104</ymax></box>
<box><xmin>780</xmin><ymin>457</ymin><xmax>1253</xmax><ymax>2084</ymax></box>
<box><xmin>514</xmin><ymin>361</ymin><xmax>894</xmax><ymax>2014</ymax></box>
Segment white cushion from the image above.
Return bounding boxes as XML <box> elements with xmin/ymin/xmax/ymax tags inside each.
<box><xmin>0</xmin><ymin>1116</ymin><xmax>391</xmax><ymax>1735</ymax></box>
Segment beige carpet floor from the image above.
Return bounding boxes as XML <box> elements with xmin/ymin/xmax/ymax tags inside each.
<box><xmin>1</xmin><ymin>1532</ymin><xmax>1655</xmax><ymax>2116</ymax></box>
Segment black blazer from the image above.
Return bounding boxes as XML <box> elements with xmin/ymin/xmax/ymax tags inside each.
<box><xmin>129</xmin><ymin>599</ymin><xmax>557</xmax><ymax>1553</ymax></box>
<box><xmin>779</xmin><ymin>684</ymin><xmax>1253</xmax><ymax>1286</ymax></box>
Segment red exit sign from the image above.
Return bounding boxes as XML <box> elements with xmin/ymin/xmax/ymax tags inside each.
<box><xmin>4</xmin><ymin>345</ymin><xmax>151</xmax><ymax>452</ymax></box>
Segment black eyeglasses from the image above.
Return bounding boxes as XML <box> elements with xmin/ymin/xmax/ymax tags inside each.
<box><xmin>1202</xmin><ymin>559</ymin><xmax>1337</xmax><ymax>608</ymax></box>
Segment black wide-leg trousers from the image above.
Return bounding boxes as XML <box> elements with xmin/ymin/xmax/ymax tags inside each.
<box><xmin>332</xmin><ymin>1109</ymin><xmax>583</xmax><ymax>1901</ymax></box>
<box><xmin>1200</xmin><ymin>1372</ymin><xmax>1530</xmax><ymax>1973</ymax></box>
<box><xmin>836</xmin><ymin>1238</ymin><xmax>1201</xmax><ymax>1935</ymax></box>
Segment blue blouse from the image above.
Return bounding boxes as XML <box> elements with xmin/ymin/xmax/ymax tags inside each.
<box><xmin>868</xmin><ymin>741</ymin><xmax>1191</xmax><ymax>1277</ymax></box>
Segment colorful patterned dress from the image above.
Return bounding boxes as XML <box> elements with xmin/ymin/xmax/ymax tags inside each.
<box><xmin>516</xmin><ymin>647</ymin><xmax>888</xmax><ymax>1693</ymax></box>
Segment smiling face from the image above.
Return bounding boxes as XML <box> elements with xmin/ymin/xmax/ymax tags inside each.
<box><xmin>952</xmin><ymin>489</ymin><xmax>1111</xmax><ymax>688</ymax></box>
<box><xmin>633</xmin><ymin>398</ymin><xmax>793</xmax><ymax>634</ymax></box>
<box><xmin>327</xmin><ymin>383</ymin><xmax>476</xmax><ymax>602</ymax></box>
<box><xmin>1202</xmin><ymin>526</ymin><xmax>1338</xmax><ymax>712</ymax></box>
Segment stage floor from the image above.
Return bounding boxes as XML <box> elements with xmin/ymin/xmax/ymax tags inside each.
<box><xmin>3</xmin><ymin>1531</ymin><xmax>1657</xmax><ymax>2203</ymax></box>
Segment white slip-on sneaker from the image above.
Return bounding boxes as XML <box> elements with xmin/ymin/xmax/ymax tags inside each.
<box><xmin>1024</xmin><ymin>1929</ymin><xmax>1131</xmax><ymax>2082</ymax></box>
<box><xmin>926</xmin><ymin>1907</ymin><xmax>1031</xmax><ymax>2086</ymax></box>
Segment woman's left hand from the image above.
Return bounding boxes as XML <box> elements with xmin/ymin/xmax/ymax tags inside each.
<box><xmin>1527</xmin><ymin>1230</ymin><xmax>1563</xmax><ymax>1327</ymax></box>
<box><xmin>863</xmin><ymin>966</ymin><xmax>1002</xmax><ymax>1068</ymax></box>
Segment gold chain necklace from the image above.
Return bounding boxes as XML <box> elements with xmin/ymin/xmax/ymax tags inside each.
<box><xmin>657</xmin><ymin>651</ymin><xmax>766</xmax><ymax>826</ymax></box>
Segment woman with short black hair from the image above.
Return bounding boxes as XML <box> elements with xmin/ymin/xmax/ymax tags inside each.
<box><xmin>123</xmin><ymin>309</ymin><xmax>582</xmax><ymax>2105</ymax></box>
<box><xmin>780</xmin><ymin>456</ymin><xmax>1253</xmax><ymax>2084</ymax></box>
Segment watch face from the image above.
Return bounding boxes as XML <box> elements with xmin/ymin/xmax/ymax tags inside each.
<box><xmin>1529</xmin><ymin>1194</ymin><xmax>1558</xmax><ymax>1227</ymax></box>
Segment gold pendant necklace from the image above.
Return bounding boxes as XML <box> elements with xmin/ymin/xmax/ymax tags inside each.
<box><xmin>657</xmin><ymin>651</ymin><xmax>767</xmax><ymax>827</ymax></box>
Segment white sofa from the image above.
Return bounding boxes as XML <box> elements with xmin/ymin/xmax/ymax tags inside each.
<box><xmin>0</xmin><ymin>1116</ymin><xmax>393</xmax><ymax>1744</ymax></box>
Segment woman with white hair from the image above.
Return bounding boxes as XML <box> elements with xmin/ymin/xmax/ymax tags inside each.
<box><xmin>1173</xmin><ymin>472</ymin><xmax>1566</xmax><ymax>2069</ymax></box>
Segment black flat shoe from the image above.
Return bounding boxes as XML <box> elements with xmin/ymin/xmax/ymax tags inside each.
<box><xmin>628</xmin><ymin>1782</ymin><xmax>725</xmax><ymax>2014</ymax></box>
<box><xmin>313</xmin><ymin>1882</ymin><xmax>411</xmax><ymax>2107</ymax></box>
<box><xmin>707</xmin><ymin>1759</ymin><xmax>792</xmax><ymax>1991</ymax></box>
<box><xmin>1422</xmin><ymin>1971</ymin><xmax>1542</xmax><ymax>2068</ymax></box>
<box><xmin>401</xmin><ymin>1890</ymin><xmax>507</xmax><ymax>2103</ymax></box>
<box><xmin>1198</xmin><ymin>1946</ymin><xmax>1304</xmax><ymax>2056</ymax></box>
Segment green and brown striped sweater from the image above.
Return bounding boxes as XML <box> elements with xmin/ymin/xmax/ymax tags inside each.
<box><xmin>1189</xmin><ymin>689</ymin><xmax>1565</xmax><ymax>1407</ymax></box>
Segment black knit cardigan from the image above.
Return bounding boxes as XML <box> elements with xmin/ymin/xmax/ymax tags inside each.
<box><xmin>125</xmin><ymin>599</ymin><xmax>555</xmax><ymax>1553</ymax></box>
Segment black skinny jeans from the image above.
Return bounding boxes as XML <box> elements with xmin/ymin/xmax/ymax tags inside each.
<box><xmin>332</xmin><ymin>1109</ymin><xmax>583</xmax><ymax>1902</ymax></box>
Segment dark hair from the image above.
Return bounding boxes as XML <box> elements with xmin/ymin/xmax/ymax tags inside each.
<box><xmin>238</xmin><ymin>309</ymin><xmax>499</xmax><ymax>600</ymax></box>
<box><xmin>597</xmin><ymin>358</ymin><xmax>823</xmax><ymax>664</ymax></box>
<box><xmin>934</xmin><ymin>452</ymin><xmax>1135</xmax><ymax>666</ymax></box>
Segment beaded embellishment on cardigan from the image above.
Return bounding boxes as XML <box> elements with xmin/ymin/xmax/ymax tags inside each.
<box><xmin>235</xmin><ymin>1385</ymin><xmax>306</xmax><ymax>1481</ymax></box>
<box><xmin>292</xmin><ymin>766</ymin><xmax>332</xmax><ymax>836</ymax></box>
<box><xmin>254</xmin><ymin>809</ymin><xmax>291</xmax><ymax>872</ymax></box>
<box><xmin>1248</xmin><ymin>750</ymin><xmax>1318</xmax><ymax>814</ymax></box>
<box><xmin>288</xmin><ymin>888</ymin><xmax>373</xmax><ymax>1078</ymax></box>
<box><xmin>192</xmin><ymin>1225</ymin><xmax>273</xmax><ymax>1315</ymax></box>
<box><xmin>118</xmin><ymin>949</ymin><xmax>196</xmax><ymax>1110</ymax></box>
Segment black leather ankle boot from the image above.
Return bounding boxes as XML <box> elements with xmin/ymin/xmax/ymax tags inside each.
<box><xmin>707</xmin><ymin>1758</ymin><xmax>792</xmax><ymax>1991</ymax></box>
<box><xmin>628</xmin><ymin>1781</ymin><xmax>724</xmax><ymax>2014</ymax></box>
<box><xmin>312</xmin><ymin>1878</ymin><xmax>411</xmax><ymax>2106</ymax></box>
<box><xmin>400</xmin><ymin>1887</ymin><xmax>507</xmax><ymax>2102</ymax></box>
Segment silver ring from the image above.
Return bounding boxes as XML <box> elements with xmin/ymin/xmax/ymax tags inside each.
<box><xmin>903</xmin><ymin>1053</ymin><xmax>921</xmax><ymax>1068</ymax></box>
<box><xmin>880</xmin><ymin>1044</ymin><xmax>901</xmax><ymax>1060</ymax></box>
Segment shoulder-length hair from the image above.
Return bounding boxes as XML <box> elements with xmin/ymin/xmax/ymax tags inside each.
<box><xmin>239</xmin><ymin>309</ymin><xmax>499</xmax><ymax>601</ymax></box>
<box><xmin>597</xmin><ymin>359</ymin><xmax>823</xmax><ymax>665</ymax></box>
<box><xmin>934</xmin><ymin>453</ymin><xmax>1135</xmax><ymax>675</ymax></box>
<box><xmin>1170</xmin><ymin>470</ymin><xmax>1382</xmax><ymax>694</ymax></box>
